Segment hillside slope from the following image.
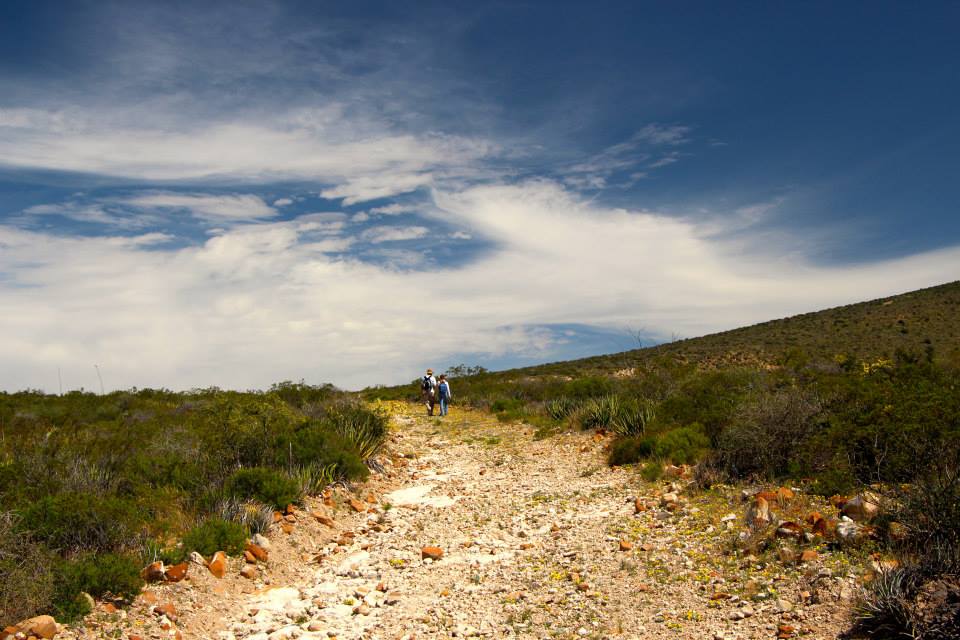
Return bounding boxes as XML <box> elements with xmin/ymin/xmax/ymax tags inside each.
<box><xmin>505</xmin><ymin>279</ymin><xmax>960</xmax><ymax>379</ymax></box>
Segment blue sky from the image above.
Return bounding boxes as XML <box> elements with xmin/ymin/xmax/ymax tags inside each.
<box><xmin>1</xmin><ymin>1</ymin><xmax>958</xmax><ymax>391</ymax></box>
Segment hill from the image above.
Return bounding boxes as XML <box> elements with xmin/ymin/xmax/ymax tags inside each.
<box><xmin>512</xmin><ymin>279</ymin><xmax>960</xmax><ymax>379</ymax></box>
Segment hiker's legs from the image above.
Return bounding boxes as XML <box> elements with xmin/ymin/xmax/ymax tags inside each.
<box><xmin>440</xmin><ymin>398</ymin><xmax>448</xmax><ymax>416</ymax></box>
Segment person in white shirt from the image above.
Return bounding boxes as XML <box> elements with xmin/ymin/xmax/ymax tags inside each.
<box><xmin>420</xmin><ymin>368</ymin><xmax>438</xmax><ymax>415</ymax></box>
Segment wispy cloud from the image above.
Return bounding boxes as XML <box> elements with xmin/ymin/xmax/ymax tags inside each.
<box><xmin>360</xmin><ymin>225</ymin><xmax>430</xmax><ymax>244</ymax></box>
<box><xmin>124</xmin><ymin>193</ymin><xmax>277</xmax><ymax>222</ymax></box>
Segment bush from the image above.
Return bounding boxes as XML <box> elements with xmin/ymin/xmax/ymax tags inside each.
<box><xmin>181</xmin><ymin>518</ymin><xmax>247</xmax><ymax>557</ymax></box>
<box><xmin>716</xmin><ymin>387</ymin><xmax>822</xmax><ymax>478</ymax></box>
<box><xmin>54</xmin><ymin>552</ymin><xmax>143</xmax><ymax>606</ymax></box>
<box><xmin>653</xmin><ymin>424</ymin><xmax>710</xmax><ymax>465</ymax></box>
<box><xmin>20</xmin><ymin>493</ymin><xmax>140</xmax><ymax>554</ymax></box>
<box><xmin>283</xmin><ymin>423</ymin><xmax>370</xmax><ymax>481</ymax></box>
<box><xmin>607</xmin><ymin>436</ymin><xmax>656</xmax><ymax>466</ymax></box>
<box><xmin>327</xmin><ymin>403</ymin><xmax>389</xmax><ymax>460</ymax></box>
<box><xmin>0</xmin><ymin>512</ymin><xmax>55</xmax><ymax>626</ymax></box>
<box><xmin>225</xmin><ymin>467</ymin><xmax>302</xmax><ymax>509</ymax></box>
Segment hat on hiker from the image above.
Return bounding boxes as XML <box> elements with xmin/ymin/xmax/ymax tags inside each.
<box><xmin>426</xmin><ymin>369</ymin><xmax>433</xmax><ymax>374</ymax></box>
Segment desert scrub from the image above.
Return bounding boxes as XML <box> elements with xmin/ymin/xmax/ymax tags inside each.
<box><xmin>180</xmin><ymin>518</ymin><xmax>248</xmax><ymax>557</ymax></box>
<box><xmin>225</xmin><ymin>467</ymin><xmax>302</xmax><ymax>509</ymax></box>
<box><xmin>0</xmin><ymin>512</ymin><xmax>56</xmax><ymax>625</ymax></box>
<box><xmin>607</xmin><ymin>435</ymin><xmax>655</xmax><ymax>466</ymax></box>
<box><xmin>20</xmin><ymin>493</ymin><xmax>141</xmax><ymax>554</ymax></box>
<box><xmin>579</xmin><ymin>395</ymin><xmax>621</xmax><ymax>430</ymax></box>
<box><xmin>325</xmin><ymin>401</ymin><xmax>389</xmax><ymax>460</ymax></box>
<box><xmin>52</xmin><ymin>553</ymin><xmax>143</xmax><ymax>621</ymax></box>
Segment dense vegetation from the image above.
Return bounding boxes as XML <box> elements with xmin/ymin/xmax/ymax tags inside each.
<box><xmin>365</xmin><ymin>280</ymin><xmax>960</xmax><ymax>638</ymax></box>
<box><xmin>0</xmin><ymin>382</ymin><xmax>388</xmax><ymax>625</ymax></box>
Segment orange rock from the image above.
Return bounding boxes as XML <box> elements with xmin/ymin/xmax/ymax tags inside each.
<box><xmin>800</xmin><ymin>549</ymin><xmax>819</xmax><ymax>563</ymax></box>
<box><xmin>240</xmin><ymin>565</ymin><xmax>258</xmax><ymax>580</ymax></box>
<box><xmin>777</xmin><ymin>624</ymin><xmax>796</xmax><ymax>638</ymax></box>
<box><xmin>777</xmin><ymin>487</ymin><xmax>795</xmax><ymax>502</ymax></box>
<box><xmin>272</xmin><ymin>511</ymin><xmax>283</xmax><ymax>523</ymax></box>
<box><xmin>139</xmin><ymin>590</ymin><xmax>158</xmax><ymax>605</ymax></box>
<box><xmin>421</xmin><ymin>546</ymin><xmax>444</xmax><ymax>560</ymax></box>
<box><xmin>129</xmin><ymin>635</ymin><xmax>144</xmax><ymax>640</ymax></box>
<box><xmin>140</xmin><ymin>561</ymin><xmax>165</xmax><ymax>582</ymax></box>
<box><xmin>244</xmin><ymin>550</ymin><xmax>256</xmax><ymax>563</ymax></box>
<box><xmin>101</xmin><ymin>602</ymin><xmax>118</xmax><ymax>613</ymax></box>
<box><xmin>163</xmin><ymin>562</ymin><xmax>188</xmax><ymax>582</ymax></box>
<box><xmin>349</xmin><ymin>498</ymin><xmax>366</xmax><ymax>512</ymax></box>
<box><xmin>285</xmin><ymin>503</ymin><xmax>297</xmax><ymax>515</ymax></box>
<box><xmin>519</xmin><ymin>542</ymin><xmax>534</xmax><ymax>550</ymax></box>
<box><xmin>366</xmin><ymin>493</ymin><xmax>378</xmax><ymax>504</ymax></box>
<box><xmin>755</xmin><ymin>490</ymin><xmax>779</xmax><ymax>506</ymax></box>
<box><xmin>634</xmin><ymin>498</ymin><xmax>647</xmax><ymax>513</ymax></box>
<box><xmin>813</xmin><ymin>517</ymin><xmax>835</xmax><ymax>537</ymax></box>
<box><xmin>314</xmin><ymin>514</ymin><xmax>335</xmax><ymax>527</ymax></box>
<box><xmin>748</xmin><ymin>496</ymin><xmax>771</xmax><ymax>527</ymax></box>
<box><xmin>281</xmin><ymin>523</ymin><xmax>294</xmax><ymax>534</ymax></box>
<box><xmin>153</xmin><ymin>603</ymin><xmax>178</xmax><ymax>621</ymax></box>
<box><xmin>619</xmin><ymin>540</ymin><xmax>633</xmax><ymax>552</ymax></box>
<box><xmin>15</xmin><ymin>616</ymin><xmax>58</xmax><ymax>640</ymax></box>
<box><xmin>245</xmin><ymin>543</ymin><xmax>269</xmax><ymax>562</ymax></box>
<box><xmin>284</xmin><ymin>514</ymin><xmax>297</xmax><ymax>523</ymax></box>
<box><xmin>805</xmin><ymin>511</ymin><xmax>823</xmax><ymax>525</ymax></box>
<box><xmin>207</xmin><ymin>551</ymin><xmax>227</xmax><ymax>578</ymax></box>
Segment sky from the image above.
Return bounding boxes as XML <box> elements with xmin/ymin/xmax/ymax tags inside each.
<box><xmin>1</xmin><ymin>1</ymin><xmax>958</xmax><ymax>392</ymax></box>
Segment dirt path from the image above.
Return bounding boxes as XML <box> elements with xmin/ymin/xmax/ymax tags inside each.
<box><xmin>74</xmin><ymin>402</ymin><xmax>854</xmax><ymax>640</ymax></box>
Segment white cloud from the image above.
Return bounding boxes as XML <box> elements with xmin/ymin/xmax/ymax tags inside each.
<box><xmin>273</xmin><ymin>198</ymin><xmax>294</xmax><ymax>207</ymax></box>
<box><xmin>1</xmin><ymin>180</ymin><xmax>957</xmax><ymax>392</ymax></box>
<box><xmin>360</xmin><ymin>225</ymin><xmax>429</xmax><ymax>244</ymax></box>
<box><xmin>369</xmin><ymin>203</ymin><xmax>419</xmax><ymax>216</ymax></box>
<box><xmin>124</xmin><ymin>192</ymin><xmax>277</xmax><ymax>222</ymax></box>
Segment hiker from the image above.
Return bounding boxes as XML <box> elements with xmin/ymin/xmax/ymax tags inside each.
<box><xmin>420</xmin><ymin>368</ymin><xmax>438</xmax><ymax>415</ymax></box>
<box><xmin>437</xmin><ymin>374</ymin><xmax>452</xmax><ymax>416</ymax></box>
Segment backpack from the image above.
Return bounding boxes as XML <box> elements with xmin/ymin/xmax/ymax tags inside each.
<box><xmin>421</xmin><ymin>375</ymin><xmax>433</xmax><ymax>392</ymax></box>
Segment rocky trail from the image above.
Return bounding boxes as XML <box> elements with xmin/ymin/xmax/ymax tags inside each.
<box><xmin>58</xmin><ymin>403</ymin><xmax>857</xmax><ymax>640</ymax></box>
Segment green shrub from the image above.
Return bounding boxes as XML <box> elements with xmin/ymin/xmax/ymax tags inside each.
<box><xmin>564</xmin><ymin>376</ymin><xmax>614</xmax><ymax>400</ymax></box>
<box><xmin>717</xmin><ymin>387</ymin><xmax>822</xmax><ymax>478</ymax></box>
<box><xmin>225</xmin><ymin>467</ymin><xmax>302</xmax><ymax>509</ymax></box>
<box><xmin>0</xmin><ymin>512</ymin><xmax>56</xmax><ymax>625</ymax></box>
<box><xmin>181</xmin><ymin>518</ymin><xmax>247</xmax><ymax>557</ymax></box>
<box><xmin>640</xmin><ymin>461</ymin><xmax>664</xmax><ymax>482</ymax></box>
<box><xmin>653</xmin><ymin>425</ymin><xmax>710</xmax><ymax>465</ymax></box>
<box><xmin>281</xmin><ymin>422</ymin><xmax>370</xmax><ymax>481</ymax></box>
<box><xmin>54</xmin><ymin>553</ymin><xmax>143</xmax><ymax>618</ymax></box>
<box><xmin>607</xmin><ymin>436</ymin><xmax>656</xmax><ymax>466</ymax></box>
<box><xmin>21</xmin><ymin>493</ymin><xmax>140</xmax><ymax>554</ymax></box>
<box><xmin>490</xmin><ymin>398</ymin><xmax>526</xmax><ymax>422</ymax></box>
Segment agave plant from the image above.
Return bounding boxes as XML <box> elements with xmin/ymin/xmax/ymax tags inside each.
<box><xmin>328</xmin><ymin>402</ymin><xmax>389</xmax><ymax>460</ymax></box>
<box><xmin>546</xmin><ymin>396</ymin><xmax>580</xmax><ymax>421</ymax></box>
<box><xmin>579</xmin><ymin>395</ymin><xmax>621</xmax><ymax>430</ymax></box>
<box><xmin>611</xmin><ymin>398</ymin><xmax>656</xmax><ymax>437</ymax></box>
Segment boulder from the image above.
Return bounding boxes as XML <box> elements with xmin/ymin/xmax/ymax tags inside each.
<box><xmin>349</xmin><ymin>498</ymin><xmax>367</xmax><ymax>513</ymax></box>
<box><xmin>163</xmin><ymin>562</ymin><xmax>189</xmax><ymax>583</ymax></box>
<box><xmin>618</xmin><ymin>540</ymin><xmax>633</xmax><ymax>552</ymax></box>
<box><xmin>207</xmin><ymin>551</ymin><xmax>227</xmax><ymax>578</ymax></box>
<box><xmin>421</xmin><ymin>546</ymin><xmax>444</xmax><ymax>561</ymax></box>
<box><xmin>15</xmin><ymin>616</ymin><xmax>58</xmax><ymax>639</ymax></box>
<box><xmin>189</xmin><ymin>551</ymin><xmax>206</xmax><ymax>565</ymax></box>
<box><xmin>775</xmin><ymin>521</ymin><xmax>804</xmax><ymax>539</ymax></box>
<box><xmin>747</xmin><ymin>496</ymin><xmax>771</xmax><ymax>528</ymax></box>
<box><xmin>245</xmin><ymin>542</ymin><xmax>269</xmax><ymax>562</ymax></box>
<box><xmin>141</xmin><ymin>561</ymin><xmax>165</xmax><ymax>582</ymax></box>
<box><xmin>240</xmin><ymin>565</ymin><xmax>259</xmax><ymax>580</ymax></box>
<box><xmin>842</xmin><ymin>493</ymin><xmax>880</xmax><ymax>522</ymax></box>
